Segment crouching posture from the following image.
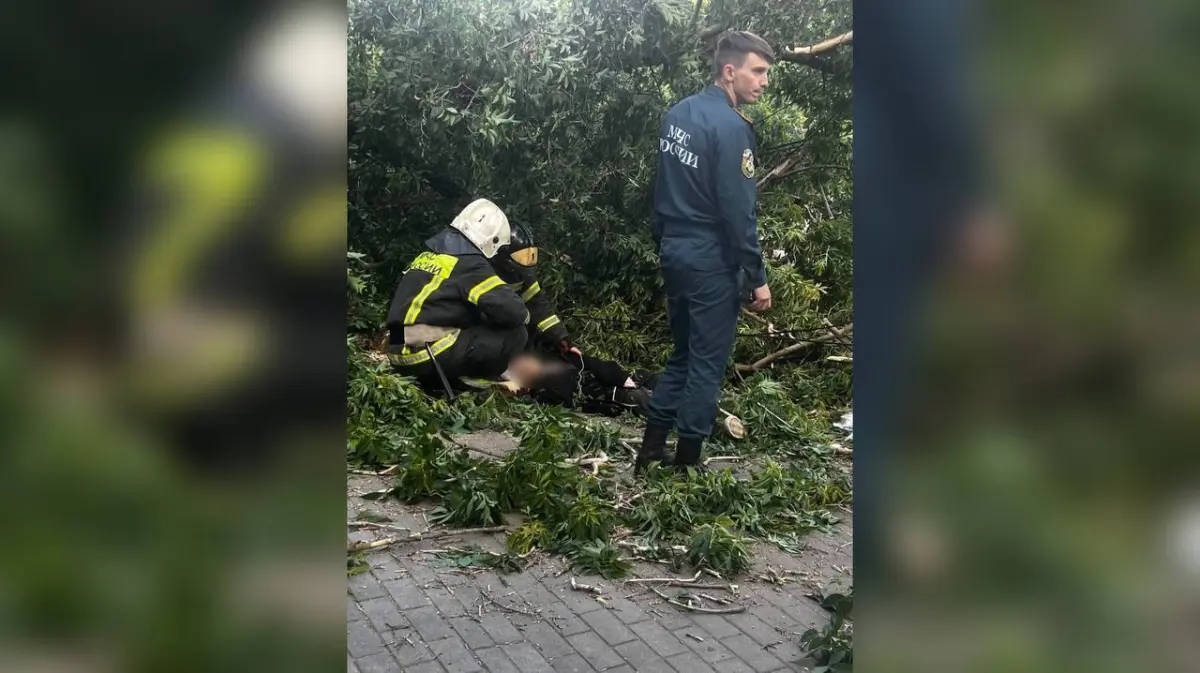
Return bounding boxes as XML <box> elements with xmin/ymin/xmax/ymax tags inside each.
<box><xmin>386</xmin><ymin>198</ymin><xmax>574</xmax><ymax>391</ymax></box>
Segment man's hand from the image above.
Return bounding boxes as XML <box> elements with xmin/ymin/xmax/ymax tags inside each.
<box><xmin>557</xmin><ymin>339</ymin><xmax>582</xmax><ymax>358</ymax></box>
<box><xmin>749</xmin><ymin>284</ymin><xmax>772</xmax><ymax>312</ymax></box>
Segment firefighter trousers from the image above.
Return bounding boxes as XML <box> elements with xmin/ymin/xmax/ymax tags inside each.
<box><xmin>393</xmin><ymin>324</ymin><xmax>528</xmax><ymax>391</ymax></box>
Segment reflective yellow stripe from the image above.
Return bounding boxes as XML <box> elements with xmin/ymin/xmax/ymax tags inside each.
<box><xmin>132</xmin><ymin>126</ymin><xmax>265</xmax><ymax>312</ymax></box>
<box><xmin>467</xmin><ymin>275</ymin><xmax>506</xmax><ymax>304</ymax></box>
<box><xmin>389</xmin><ymin>331</ymin><xmax>459</xmax><ymax>367</ymax></box>
<box><xmin>537</xmin><ymin>315</ymin><xmax>561</xmax><ymax>332</ymax></box>
<box><xmin>403</xmin><ymin>253</ymin><xmax>458</xmax><ymax>325</ymax></box>
<box><xmin>521</xmin><ymin>282</ymin><xmax>541</xmax><ymax>302</ymax></box>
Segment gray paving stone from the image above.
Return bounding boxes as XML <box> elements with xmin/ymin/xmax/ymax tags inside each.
<box><xmin>449</xmin><ymin>616</ymin><xmax>496</xmax><ymax>650</ymax></box>
<box><xmin>385</xmin><ymin>578</ymin><xmax>433</xmax><ymax>610</ymax></box>
<box><xmin>713</xmin><ymin>660</ymin><xmax>756</xmax><ymax>673</ymax></box>
<box><xmin>719</xmin><ymin>634</ymin><xmax>786</xmax><ymax>673</ymax></box>
<box><xmin>348</xmin><ymin>656</ymin><xmax>359</xmax><ymax>673</ymax></box>
<box><xmin>616</xmin><ymin>638</ymin><xmax>671</xmax><ymax>670</ymax></box>
<box><xmin>355</xmin><ymin>650</ymin><xmax>402</xmax><ymax>673</ymax></box>
<box><xmin>348</xmin><ymin>619</ymin><xmax>388</xmax><ymax>658</ymax></box>
<box><xmin>579</xmin><ymin>606</ymin><xmax>638</xmax><ymax>646</ymax></box>
<box><xmin>691</xmin><ymin>614</ymin><xmax>742</xmax><ymax>640</ymax></box>
<box><xmin>727</xmin><ymin>612</ymin><xmax>788</xmax><ymax>649</ymax></box>
<box><xmin>604</xmin><ymin>667</ymin><xmax>636</xmax><ymax>673</ymax></box>
<box><xmin>549</xmin><ymin>653</ymin><xmax>595</xmax><ymax>673</ymax></box>
<box><xmin>405</xmin><ymin>661</ymin><xmax>447</xmax><ymax>673</ymax></box>
<box><xmin>475</xmin><ymin>647</ymin><xmax>521</xmax><ymax>673</ymax></box>
<box><xmin>350</xmin><ymin>573</ymin><xmax>389</xmax><ymax>601</ymax></box>
<box><xmin>565</xmin><ymin>631</ymin><xmax>624</xmax><ymax>670</ymax></box>
<box><xmin>666</xmin><ymin>651</ymin><xmax>718</xmax><ymax>673</ymax></box>
<box><xmin>428</xmin><ymin>636</ymin><xmax>483</xmax><ymax>673</ymax></box>
<box><xmin>634</xmin><ymin>618</ymin><xmax>690</xmax><ymax>658</ymax></box>
<box><xmin>426</xmin><ymin>586</ymin><xmax>469</xmax><ymax>618</ymax></box>
<box><xmin>390</xmin><ymin>637</ymin><xmax>436</xmax><ymax>668</ymax></box>
<box><xmin>501</xmin><ymin>642</ymin><xmax>554</xmax><ymax>673</ymax></box>
<box><xmin>682</xmin><ymin>630</ymin><xmax>737</xmax><ymax>665</ymax></box>
<box><xmin>522</xmin><ymin>620</ymin><xmax>575</xmax><ymax>658</ymax></box>
<box><xmin>478</xmin><ymin>611</ymin><xmax>524</xmax><ymax>644</ymax></box>
<box><xmin>602</xmin><ymin>596</ymin><xmax>652</xmax><ymax>626</ymax></box>
<box><xmin>349</xmin><ymin>596</ymin><xmax>365</xmax><ymax>622</ymax></box>
<box><xmin>408</xmin><ymin>606</ymin><xmax>457</xmax><ymax>642</ymax></box>
<box><xmin>626</xmin><ymin>658</ymin><xmax>677</xmax><ymax>673</ymax></box>
<box><xmin>359</xmin><ymin>595</ymin><xmax>408</xmax><ymax>633</ymax></box>
<box><xmin>765</xmin><ymin>640</ymin><xmax>805</xmax><ymax>667</ymax></box>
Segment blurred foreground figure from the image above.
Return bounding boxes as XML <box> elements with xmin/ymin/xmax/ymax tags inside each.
<box><xmin>385</xmin><ymin>198</ymin><xmax>578</xmax><ymax>393</ymax></box>
<box><xmin>118</xmin><ymin>1</ymin><xmax>346</xmax><ymax>474</ymax></box>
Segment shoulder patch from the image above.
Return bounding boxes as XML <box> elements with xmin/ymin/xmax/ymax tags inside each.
<box><xmin>741</xmin><ymin>149</ymin><xmax>755</xmax><ymax>179</ymax></box>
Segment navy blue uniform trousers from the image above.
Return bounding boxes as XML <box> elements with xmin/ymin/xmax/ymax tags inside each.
<box><xmin>645</xmin><ymin>265</ymin><xmax>740</xmax><ymax>439</ymax></box>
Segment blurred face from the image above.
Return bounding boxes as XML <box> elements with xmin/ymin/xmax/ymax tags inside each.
<box><xmin>508</xmin><ymin>354</ymin><xmax>543</xmax><ymax>387</ymax></box>
<box><xmin>722</xmin><ymin>52</ymin><xmax>771</xmax><ymax>105</ymax></box>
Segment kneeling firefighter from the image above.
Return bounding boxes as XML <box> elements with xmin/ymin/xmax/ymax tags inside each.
<box><xmin>385</xmin><ymin>198</ymin><xmax>575</xmax><ymax>391</ymax></box>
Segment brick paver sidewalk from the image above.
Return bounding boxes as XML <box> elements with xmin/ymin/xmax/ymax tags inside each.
<box><xmin>348</xmin><ymin>434</ymin><xmax>852</xmax><ymax>673</ymax></box>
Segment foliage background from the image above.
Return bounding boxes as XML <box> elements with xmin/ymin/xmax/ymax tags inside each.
<box><xmin>347</xmin><ymin>0</ymin><xmax>854</xmax><ymax>418</ymax></box>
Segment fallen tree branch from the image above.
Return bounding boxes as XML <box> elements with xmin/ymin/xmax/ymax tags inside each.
<box><xmin>650</xmin><ymin>587</ymin><xmax>747</xmax><ymax>614</ymax></box>
<box><xmin>735</xmin><ymin>323</ymin><xmax>853</xmax><ymax>373</ymax></box>
<box><xmin>625</xmin><ymin>571</ymin><xmax>703</xmax><ymax>584</ymax></box>
<box><xmin>348</xmin><ymin>465</ymin><xmax>399</xmax><ymax>476</ymax></box>
<box><xmin>347</xmin><ymin>525</ymin><xmax>511</xmax><ymax>553</ymax></box>
<box><xmin>703</xmin><ymin>456</ymin><xmax>742</xmax><ymax>465</ymax></box>
<box><xmin>570</xmin><ymin>577</ymin><xmax>604</xmax><ymax>595</ymax></box>
<box><xmin>757</xmin><ymin>152</ymin><xmax>804</xmax><ymax>191</ymax></box>
<box><xmin>348</xmin><ymin>522</ymin><xmax>413</xmax><ymax>534</ymax></box>
<box><xmin>782</xmin><ymin>30</ymin><xmax>853</xmax><ymax>57</ymax></box>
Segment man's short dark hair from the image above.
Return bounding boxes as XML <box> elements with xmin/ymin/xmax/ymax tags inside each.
<box><xmin>712</xmin><ymin>30</ymin><xmax>776</xmax><ymax>80</ymax></box>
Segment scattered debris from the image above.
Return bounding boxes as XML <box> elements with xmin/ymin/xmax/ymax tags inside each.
<box><xmin>570</xmin><ymin>577</ymin><xmax>604</xmax><ymax>595</ymax></box>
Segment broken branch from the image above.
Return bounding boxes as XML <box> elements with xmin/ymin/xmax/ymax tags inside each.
<box><xmin>570</xmin><ymin>577</ymin><xmax>604</xmax><ymax>595</ymax></box>
<box><xmin>650</xmin><ymin>587</ymin><xmax>746</xmax><ymax>614</ymax></box>
<box><xmin>735</xmin><ymin>324</ymin><xmax>853</xmax><ymax>373</ymax></box>
<box><xmin>782</xmin><ymin>31</ymin><xmax>853</xmax><ymax>57</ymax></box>
<box><xmin>347</xmin><ymin>525</ymin><xmax>512</xmax><ymax>552</ymax></box>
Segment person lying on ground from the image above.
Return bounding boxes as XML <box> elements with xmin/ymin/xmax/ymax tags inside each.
<box><xmin>501</xmin><ymin>351</ymin><xmax>658</xmax><ymax>418</ymax></box>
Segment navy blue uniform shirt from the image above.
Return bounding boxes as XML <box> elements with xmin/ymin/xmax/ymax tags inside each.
<box><xmin>652</xmin><ymin>84</ymin><xmax>767</xmax><ymax>288</ymax></box>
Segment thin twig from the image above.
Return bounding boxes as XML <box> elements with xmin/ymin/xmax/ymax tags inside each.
<box><xmin>348</xmin><ymin>466</ymin><xmax>399</xmax><ymax>476</ymax></box>
<box><xmin>348</xmin><ymin>522</ymin><xmax>413</xmax><ymax>534</ymax></box>
<box><xmin>703</xmin><ymin>456</ymin><xmax>742</xmax><ymax>465</ymax></box>
<box><xmin>624</xmin><ymin>571</ymin><xmax>703</xmax><ymax>585</ymax></box>
<box><xmin>347</xmin><ymin>525</ymin><xmax>512</xmax><ymax>553</ymax></box>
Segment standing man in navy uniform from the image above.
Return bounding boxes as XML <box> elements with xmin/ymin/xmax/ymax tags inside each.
<box><xmin>637</xmin><ymin>31</ymin><xmax>775</xmax><ymax>473</ymax></box>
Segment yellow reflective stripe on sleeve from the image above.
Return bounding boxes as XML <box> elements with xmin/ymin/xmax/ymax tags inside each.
<box><xmin>389</xmin><ymin>331</ymin><xmax>459</xmax><ymax>367</ymax></box>
<box><xmin>467</xmin><ymin>275</ymin><xmax>506</xmax><ymax>304</ymax></box>
<box><xmin>403</xmin><ymin>253</ymin><xmax>458</xmax><ymax>325</ymax></box>
<box><xmin>132</xmin><ymin>126</ymin><xmax>265</xmax><ymax>312</ymax></box>
<box><xmin>521</xmin><ymin>282</ymin><xmax>541</xmax><ymax>302</ymax></box>
<box><xmin>537</xmin><ymin>315</ymin><xmax>561</xmax><ymax>332</ymax></box>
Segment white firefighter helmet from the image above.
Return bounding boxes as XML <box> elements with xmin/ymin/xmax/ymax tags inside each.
<box><xmin>450</xmin><ymin>198</ymin><xmax>511</xmax><ymax>258</ymax></box>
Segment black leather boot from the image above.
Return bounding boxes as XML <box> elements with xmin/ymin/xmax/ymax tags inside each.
<box><xmin>635</xmin><ymin>424</ymin><xmax>672</xmax><ymax>474</ymax></box>
<box><xmin>672</xmin><ymin>436</ymin><xmax>706</xmax><ymax>474</ymax></box>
